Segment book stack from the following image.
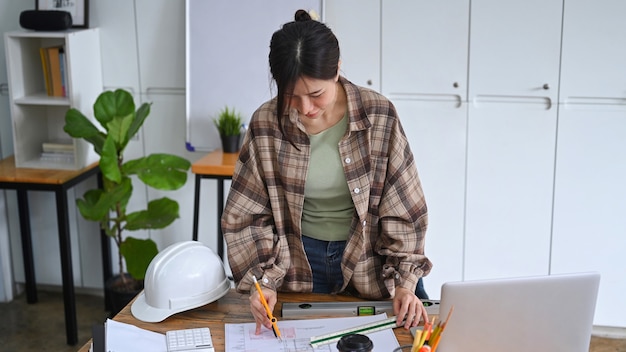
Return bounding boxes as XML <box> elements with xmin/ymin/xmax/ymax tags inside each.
<box><xmin>41</xmin><ymin>140</ymin><xmax>75</xmax><ymax>164</ymax></box>
<box><xmin>39</xmin><ymin>45</ymin><xmax>68</xmax><ymax>97</ymax></box>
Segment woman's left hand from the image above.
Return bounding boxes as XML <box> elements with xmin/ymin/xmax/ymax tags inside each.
<box><xmin>393</xmin><ymin>287</ymin><xmax>428</xmax><ymax>329</ymax></box>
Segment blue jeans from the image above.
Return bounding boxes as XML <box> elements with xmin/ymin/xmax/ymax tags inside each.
<box><xmin>302</xmin><ymin>235</ymin><xmax>346</xmax><ymax>293</ymax></box>
<box><xmin>302</xmin><ymin>235</ymin><xmax>429</xmax><ymax>299</ymax></box>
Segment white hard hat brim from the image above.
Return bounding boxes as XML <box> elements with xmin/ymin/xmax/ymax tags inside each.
<box><xmin>131</xmin><ymin>276</ymin><xmax>231</xmax><ymax>322</ymax></box>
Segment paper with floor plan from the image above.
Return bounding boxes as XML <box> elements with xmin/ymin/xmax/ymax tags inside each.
<box><xmin>104</xmin><ymin>319</ymin><xmax>166</xmax><ymax>352</ymax></box>
<box><xmin>225</xmin><ymin>313</ymin><xmax>400</xmax><ymax>352</ymax></box>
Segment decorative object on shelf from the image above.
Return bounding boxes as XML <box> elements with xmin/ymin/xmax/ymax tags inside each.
<box><xmin>213</xmin><ymin>106</ymin><xmax>243</xmax><ymax>153</ymax></box>
<box><xmin>63</xmin><ymin>88</ymin><xmax>191</xmax><ymax>315</ymax></box>
<box><xmin>36</xmin><ymin>0</ymin><xmax>89</xmax><ymax>28</ymax></box>
<box><xmin>19</xmin><ymin>10</ymin><xmax>72</xmax><ymax>31</ymax></box>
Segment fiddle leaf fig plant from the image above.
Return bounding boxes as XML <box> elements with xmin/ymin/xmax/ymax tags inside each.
<box><xmin>63</xmin><ymin>89</ymin><xmax>191</xmax><ymax>290</ymax></box>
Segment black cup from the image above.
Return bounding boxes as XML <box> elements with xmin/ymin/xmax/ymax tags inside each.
<box><xmin>336</xmin><ymin>334</ymin><xmax>374</xmax><ymax>352</ymax></box>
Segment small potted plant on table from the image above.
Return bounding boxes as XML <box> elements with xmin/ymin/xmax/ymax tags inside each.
<box><xmin>213</xmin><ymin>106</ymin><xmax>243</xmax><ymax>153</ymax></box>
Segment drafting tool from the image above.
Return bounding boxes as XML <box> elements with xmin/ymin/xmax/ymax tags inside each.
<box><xmin>282</xmin><ymin>299</ymin><xmax>440</xmax><ymax>318</ymax></box>
<box><xmin>309</xmin><ymin>315</ymin><xmax>400</xmax><ymax>348</ymax></box>
<box><xmin>252</xmin><ymin>276</ymin><xmax>282</xmax><ymax>340</ymax></box>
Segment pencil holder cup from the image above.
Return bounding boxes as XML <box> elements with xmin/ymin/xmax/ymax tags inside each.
<box><xmin>336</xmin><ymin>334</ymin><xmax>373</xmax><ymax>352</ymax></box>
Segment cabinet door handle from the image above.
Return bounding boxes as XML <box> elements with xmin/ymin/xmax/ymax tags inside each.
<box><xmin>453</xmin><ymin>82</ymin><xmax>459</xmax><ymax>88</ymax></box>
<box><xmin>542</xmin><ymin>83</ymin><xmax>550</xmax><ymax>90</ymax></box>
<box><xmin>366</xmin><ymin>79</ymin><xmax>373</xmax><ymax>86</ymax></box>
<box><xmin>0</xmin><ymin>83</ymin><xmax>8</xmax><ymax>96</ymax></box>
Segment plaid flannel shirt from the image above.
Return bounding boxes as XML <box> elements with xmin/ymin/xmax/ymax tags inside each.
<box><xmin>222</xmin><ymin>77</ymin><xmax>431</xmax><ymax>299</ymax></box>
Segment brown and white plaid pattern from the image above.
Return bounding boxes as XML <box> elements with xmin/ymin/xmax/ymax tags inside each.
<box><xmin>222</xmin><ymin>76</ymin><xmax>431</xmax><ymax>299</ymax></box>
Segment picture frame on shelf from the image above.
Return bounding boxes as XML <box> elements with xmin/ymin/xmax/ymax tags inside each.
<box><xmin>36</xmin><ymin>0</ymin><xmax>89</xmax><ymax>28</ymax></box>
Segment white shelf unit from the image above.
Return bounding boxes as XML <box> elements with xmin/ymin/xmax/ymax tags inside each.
<box><xmin>4</xmin><ymin>29</ymin><xmax>103</xmax><ymax>170</ymax></box>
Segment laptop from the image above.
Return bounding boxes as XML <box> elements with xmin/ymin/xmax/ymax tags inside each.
<box><xmin>433</xmin><ymin>272</ymin><xmax>600</xmax><ymax>352</ymax></box>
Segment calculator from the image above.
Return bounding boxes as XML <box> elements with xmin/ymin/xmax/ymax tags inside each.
<box><xmin>165</xmin><ymin>327</ymin><xmax>215</xmax><ymax>352</ymax></box>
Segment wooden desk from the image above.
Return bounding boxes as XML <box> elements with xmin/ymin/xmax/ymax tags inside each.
<box><xmin>0</xmin><ymin>155</ymin><xmax>111</xmax><ymax>345</ymax></box>
<box><xmin>191</xmin><ymin>150</ymin><xmax>238</xmax><ymax>259</ymax></box>
<box><xmin>77</xmin><ymin>289</ymin><xmax>416</xmax><ymax>351</ymax></box>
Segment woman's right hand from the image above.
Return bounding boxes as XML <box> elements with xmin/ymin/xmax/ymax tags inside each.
<box><xmin>249</xmin><ymin>287</ymin><xmax>278</xmax><ymax>335</ymax></box>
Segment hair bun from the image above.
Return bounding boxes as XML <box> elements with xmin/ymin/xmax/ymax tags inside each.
<box><xmin>294</xmin><ymin>9</ymin><xmax>312</xmax><ymax>22</ymax></box>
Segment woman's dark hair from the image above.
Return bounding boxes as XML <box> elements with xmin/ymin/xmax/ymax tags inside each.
<box><xmin>269</xmin><ymin>9</ymin><xmax>340</xmax><ymax>141</ymax></box>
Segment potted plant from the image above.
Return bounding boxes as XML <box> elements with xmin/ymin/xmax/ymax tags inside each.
<box><xmin>63</xmin><ymin>89</ymin><xmax>191</xmax><ymax>315</ymax></box>
<box><xmin>213</xmin><ymin>106</ymin><xmax>243</xmax><ymax>153</ymax></box>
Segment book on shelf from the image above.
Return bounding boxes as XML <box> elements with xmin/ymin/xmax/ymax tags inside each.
<box><xmin>42</xmin><ymin>140</ymin><xmax>74</xmax><ymax>153</ymax></box>
<box><xmin>40</xmin><ymin>152</ymin><xmax>75</xmax><ymax>164</ymax></box>
<box><xmin>46</xmin><ymin>45</ymin><xmax>65</xmax><ymax>97</ymax></box>
<box><xmin>58</xmin><ymin>47</ymin><xmax>68</xmax><ymax>97</ymax></box>
<box><xmin>39</xmin><ymin>47</ymin><xmax>52</xmax><ymax>96</ymax></box>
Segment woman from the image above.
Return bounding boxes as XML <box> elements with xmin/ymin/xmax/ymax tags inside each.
<box><xmin>221</xmin><ymin>9</ymin><xmax>432</xmax><ymax>335</ymax></box>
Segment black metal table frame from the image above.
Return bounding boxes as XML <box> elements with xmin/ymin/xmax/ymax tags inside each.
<box><xmin>0</xmin><ymin>166</ymin><xmax>112</xmax><ymax>346</ymax></box>
<box><xmin>192</xmin><ymin>174</ymin><xmax>231</xmax><ymax>260</ymax></box>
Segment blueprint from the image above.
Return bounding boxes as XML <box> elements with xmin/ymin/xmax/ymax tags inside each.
<box><xmin>225</xmin><ymin>313</ymin><xmax>400</xmax><ymax>352</ymax></box>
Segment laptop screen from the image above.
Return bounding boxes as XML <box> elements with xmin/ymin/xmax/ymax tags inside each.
<box><xmin>434</xmin><ymin>272</ymin><xmax>600</xmax><ymax>352</ymax></box>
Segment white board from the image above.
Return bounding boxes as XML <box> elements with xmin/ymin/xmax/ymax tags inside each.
<box><xmin>185</xmin><ymin>0</ymin><xmax>322</xmax><ymax>152</ymax></box>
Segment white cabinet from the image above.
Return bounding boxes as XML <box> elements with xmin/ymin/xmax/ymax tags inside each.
<box><xmin>392</xmin><ymin>99</ymin><xmax>467</xmax><ymax>298</ymax></box>
<box><xmin>141</xmin><ymin>92</ymin><xmax>196</xmax><ymax>251</ymax></box>
<box><xmin>4</xmin><ymin>29</ymin><xmax>103</xmax><ymax>170</ymax></box>
<box><xmin>465</xmin><ymin>102</ymin><xmax>556</xmax><ymax>279</ymax></box>
<box><xmin>90</xmin><ymin>0</ymin><xmax>141</xmax><ymax>93</ymax></box>
<box><xmin>559</xmin><ymin>0</ymin><xmax>626</xmax><ymax>102</ymax></box>
<box><xmin>381</xmin><ymin>0</ymin><xmax>469</xmax><ymax>99</ymax></box>
<box><xmin>468</xmin><ymin>0</ymin><xmax>562</xmax><ymax>100</ymax></box>
<box><xmin>464</xmin><ymin>0</ymin><xmax>561</xmax><ymax>280</ymax></box>
<box><xmin>378</xmin><ymin>0</ymin><xmax>470</xmax><ymax>298</ymax></box>
<box><xmin>552</xmin><ymin>105</ymin><xmax>626</xmax><ymax>328</ymax></box>
<box><xmin>553</xmin><ymin>0</ymin><xmax>626</xmax><ymax>328</ymax></box>
<box><xmin>135</xmin><ymin>0</ymin><xmax>186</xmax><ymax>91</ymax></box>
<box><xmin>324</xmin><ymin>0</ymin><xmax>380</xmax><ymax>91</ymax></box>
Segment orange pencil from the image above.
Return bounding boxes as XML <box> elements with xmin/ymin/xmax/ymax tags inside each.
<box><xmin>430</xmin><ymin>334</ymin><xmax>442</xmax><ymax>352</ymax></box>
<box><xmin>428</xmin><ymin>322</ymin><xmax>442</xmax><ymax>348</ymax></box>
<box><xmin>439</xmin><ymin>305</ymin><xmax>454</xmax><ymax>333</ymax></box>
<box><xmin>431</xmin><ymin>305</ymin><xmax>454</xmax><ymax>352</ymax></box>
<box><xmin>418</xmin><ymin>316</ymin><xmax>435</xmax><ymax>347</ymax></box>
<box><xmin>425</xmin><ymin>316</ymin><xmax>436</xmax><ymax>340</ymax></box>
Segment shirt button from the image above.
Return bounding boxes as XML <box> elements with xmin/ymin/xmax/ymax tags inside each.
<box><xmin>354</xmin><ymin>187</ymin><xmax>360</xmax><ymax>194</ymax></box>
<box><xmin>263</xmin><ymin>278</ymin><xmax>269</xmax><ymax>284</ymax></box>
<box><xmin>362</xmin><ymin>220</ymin><xmax>366</xmax><ymax>227</ymax></box>
<box><xmin>345</xmin><ymin>157</ymin><xmax>351</xmax><ymax>164</ymax></box>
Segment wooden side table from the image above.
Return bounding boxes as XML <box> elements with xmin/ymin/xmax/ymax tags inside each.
<box><xmin>191</xmin><ymin>150</ymin><xmax>238</xmax><ymax>259</ymax></box>
<box><xmin>0</xmin><ymin>155</ymin><xmax>111</xmax><ymax>345</ymax></box>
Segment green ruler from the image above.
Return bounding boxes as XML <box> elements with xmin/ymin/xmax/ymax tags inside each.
<box><xmin>309</xmin><ymin>316</ymin><xmax>399</xmax><ymax>348</ymax></box>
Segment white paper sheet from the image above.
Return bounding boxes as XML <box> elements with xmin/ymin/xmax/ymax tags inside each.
<box><xmin>105</xmin><ymin>319</ymin><xmax>167</xmax><ymax>352</ymax></box>
<box><xmin>225</xmin><ymin>313</ymin><xmax>400</xmax><ymax>352</ymax></box>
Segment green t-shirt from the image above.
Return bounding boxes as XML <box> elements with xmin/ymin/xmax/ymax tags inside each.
<box><xmin>302</xmin><ymin>114</ymin><xmax>354</xmax><ymax>241</ymax></box>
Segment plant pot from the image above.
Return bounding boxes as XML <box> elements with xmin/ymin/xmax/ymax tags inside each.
<box><xmin>105</xmin><ymin>274</ymin><xmax>143</xmax><ymax>317</ymax></box>
<box><xmin>220</xmin><ymin>135</ymin><xmax>240</xmax><ymax>153</ymax></box>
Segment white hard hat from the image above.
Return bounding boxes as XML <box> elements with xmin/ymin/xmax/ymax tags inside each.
<box><xmin>131</xmin><ymin>241</ymin><xmax>230</xmax><ymax>322</ymax></box>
